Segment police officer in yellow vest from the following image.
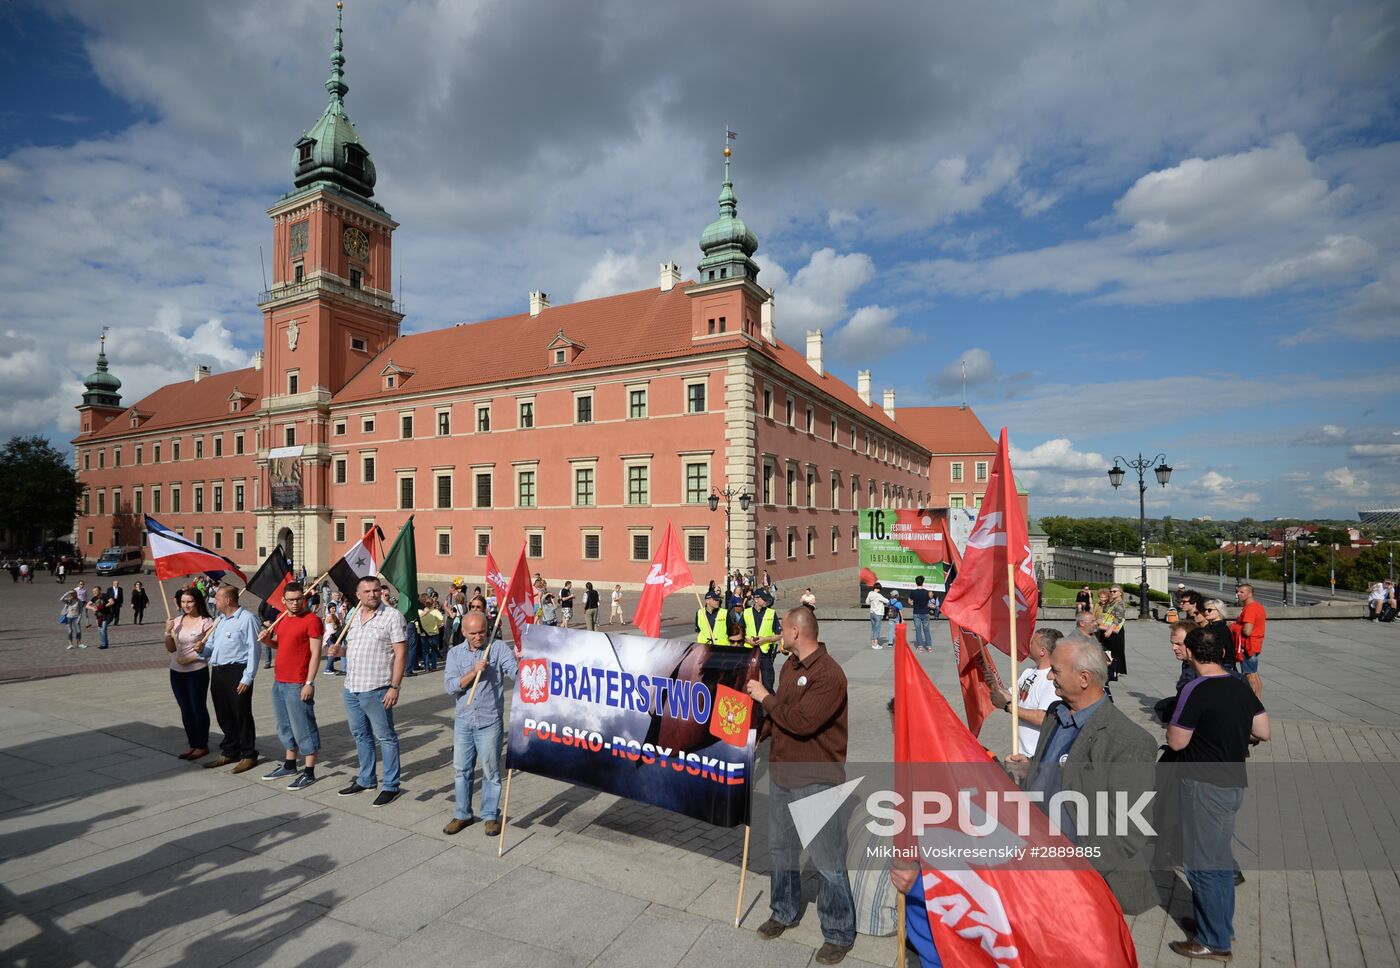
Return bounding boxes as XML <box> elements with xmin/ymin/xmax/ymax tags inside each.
<box><xmin>744</xmin><ymin>588</ymin><xmax>783</xmax><ymax>692</ymax></box>
<box><xmin>696</xmin><ymin>590</ymin><xmax>726</xmax><ymax>645</ymax></box>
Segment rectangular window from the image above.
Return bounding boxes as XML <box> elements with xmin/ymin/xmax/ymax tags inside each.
<box><xmin>528</xmin><ymin>532</ymin><xmax>543</xmax><ymax>558</ymax></box>
<box><xmin>762</xmin><ymin>459</ymin><xmax>774</xmax><ymax>504</ymax></box>
<box><xmin>135</xmin><ymin>445</ymin><xmax>143</xmax><ymax>466</ymax></box>
<box><xmin>518</xmin><ymin>401</ymin><xmax>534</xmax><ymax>428</ymax></box>
<box><xmin>950</xmin><ymin>494</ymin><xmax>965</xmax><ymax>509</ymax></box>
<box><xmin>86</xmin><ymin>528</ymin><xmax>94</xmax><ymax>546</ymax></box>
<box><xmin>83</xmin><ymin>451</ymin><xmax>90</xmax><ymax>471</ymax></box>
<box><xmin>763</xmin><ymin>387</ymin><xmax>773</xmax><ymax>418</ymax></box>
<box><xmin>399</xmin><ymin>476</ymin><xmax>414</xmax><ymax>510</ymax></box>
<box><xmin>831</xmin><ymin>475</ymin><xmax>840</xmax><ymax>510</ymax></box>
<box><xmin>687</xmin><ymin>534</ymin><xmax>706</xmax><ymax>563</ymax></box>
<box><xmin>476</xmin><ymin>404</ymin><xmax>491</xmax><ymax>433</ymax></box>
<box><xmin>627</xmin><ymin>465</ymin><xmax>649</xmax><ymax>505</ymax></box>
<box><xmin>234</xmin><ymin>529</ymin><xmax>245</xmax><ymax>551</ymax></box>
<box><xmin>234</xmin><ymin>433</ymin><xmax>244</xmax><ymax>455</ymax></box>
<box><xmin>437</xmin><ymin>410</ymin><xmax>451</xmax><ymax>436</ymax></box>
<box><xmin>684</xmin><ymin>461</ymin><xmax>709</xmax><ymax>504</ymax></box>
<box><xmin>786</xmin><ymin>397</ymin><xmax>794</xmax><ymax>426</ymax></box>
<box><xmin>287</xmin><ymin>372</ymin><xmax>299</xmax><ymax>395</ymax></box>
<box><xmin>172</xmin><ymin>440</ymin><xmax>180</xmax><ymax>461</ymax></box>
<box><xmin>975</xmin><ymin>462</ymin><xmax>989</xmax><ymax>482</ymax></box>
<box><xmin>475</xmin><ymin>472</ymin><xmax>493</xmax><ymax>508</ymax></box>
<box><xmin>436</xmin><ymin>474</ymin><xmax>452</xmax><ymax>509</ymax></box>
<box><xmin>437</xmin><ymin>531</ymin><xmax>452</xmax><ymax>556</ymax></box>
<box><xmin>476</xmin><ymin>532</ymin><xmax>491</xmax><ymax>556</ymax></box>
<box><xmin>631</xmin><ymin>533</ymin><xmax>650</xmax><ymax>561</ymax></box>
<box><xmin>574</xmin><ymin>467</ymin><xmax>595</xmax><ymax>507</ymax></box>
<box><xmin>212</xmin><ymin>485</ymin><xmax>223</xmax><ymax>513</ymax></box>
<box><xmin>212</xmin><ymin>530</ymin><xmax>222</xmax><ymax>550</ymax></box>
<box><xmin>583</xmin><ymin>533</ymin><xmax>601</xmax><ymax>560</ymax></box>
<box><xmin>114</xmin><ymin>448</ymin><xmax>121</xmax><ymax>468</ymax></box>
<box><xmin>951</xmin><ymin>462</ymin><xmax>963</xmax><ymax>482</ymax></box>
<box><xmin>831</xmin><ymin>418</ymin><xmax>838</xmax><ymax>443</ymax></box>
<box><xmin>401</xmin><ymin>413</ymin><xmax>414</xmax><ymax>439</ymax></box>
<box><xmin>194</xmin><ymin>438</ymin><xmax>203</xmax><ymax>460</ymax></box>
<box><xmin>765</xmin><ymin>529</ymin><xmax>775</xmax><ymax>562</ymax></box>
<box><xmin>98</xmin><ymin>449</ymin><xmax>105</xmax><ymax>470</ymax></box>
<box><xmin>786</xmin><ymin>463</ymin><xmax>797</xmax><ymax>506</ymax></box>
<box><xmin>171</xmin><ymin>486</ymin><xmax>181</xmax><ymax>513</ymax></box>
<box><xmin>807</xmin><ymin>527</ymin><xmax>816</xmax><ymax>557</ymax></box>
<box><xmin>335</xmin><ymin>521</ymin><xmax>346</xmax><ymax>543</ymax></box>
<box><xmin>349</xmin><ymin>268</ymin><xmax>362</xmax><ymax>289</ymax></box>
<box><xmin>805</xmin><ymin>406</ymin><xmax>814</xmax><ymax>434</ymax></box>
<box><xmin>334</xmin><ymin>421</ymin><xmax>346</xmax><ymax>436</ymax></box>
<box><xmin>806</xmin><ymin>467</ymin><xmax>816</xmax><ymax>507</ymax></box>
<box><xmin>576</xmin><ymin>394</ymin><xmax>593</xmax><ymax>424</ymax></box>
<box><xmin>832</xmin><ymin>526</ymin><xmax>840</xmax><ymax>554</ymax></box>
<box><xmin>787</xmin><ymin>528</ymin><xmax>797</xmax><ymax>559</ymax></box>
<box><xmin>284</xmin><ymin>426</ymin><xmax>296</xmax><ymax>447</ymax></box>
<box><xmin>517</xmin><ymin>470</ymin><xmax>536</xmax><ymax>508</ymax></box>
<box><xmin>234</xmin><ymin>484</ymin><xmax>245</xmax><ymax>511</ymax></box>
<box><xmin>96</xmin><ymin>490</ymin><xmax>106</xmax><ymax>517</ymax></box>
<box><xmin>852</xmin><ymin>525</ymin><xmax>858</xmax><ymax>551</ymax></box>
<box><xmin>362</xmin><ymin>456</ymin><xmax>376</xmax><ymax>482</ymax></box>
<box><xmin>134</xmin><ymin>489</ymin><xmax>143</xmax><ymax>515</ymax></box>
<box><xmin>628</xmin><ymin>388</ymin><xmax>647</xmax><ymax>419</ymax></box>
<box><xmin>334</xmin><ymin>457</ymin><xmax>347</xmax><ymax>484</ymax></box>
<box><xmin>194</xmin><ymin>486</ymin><xmax>204</xmax><ymax>513</ymax></box>
<box><xmin>974</xmin><ymin>494</ymin><xmax>984</xmax><ymax>508</ymax></box>
<box><xmin>362</xmin><ymin>416</ymin><xmax>375</xmax><ymax>433</ymax></box>
<box><xmin>686</xmin><ymin>382</ymin><xmax>706</xmax><ymax>413</ymax></box>
<box><xmin>151</xmin><ymin>488</ymin><xmax>161</xmax><ymax>514</ymax></box>
<box><xmin>155</xmin><ymin>443</ymin><xmax>164</xmax><ymax>463</ymax></box>
<box><xmin>852</xmin><ymin>476</ymin><xmax>860</xmax><ymax>508</ymax></box>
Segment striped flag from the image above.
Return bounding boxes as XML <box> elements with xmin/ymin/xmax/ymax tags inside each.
<box><xmin>144</xmin><ymin>515</ymin><xmax>248</xmax><ymax>583</ymax></box>
<box><xmin>328</xmin><ymin>524</ymin><xmax>383</xmax><ymax>601</ymax></box>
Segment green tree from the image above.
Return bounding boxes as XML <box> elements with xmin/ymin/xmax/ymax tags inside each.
<box><xmin>0</xmin><ymin>436</ymin><xmax>84</xmax><ymax>551</ymax></box>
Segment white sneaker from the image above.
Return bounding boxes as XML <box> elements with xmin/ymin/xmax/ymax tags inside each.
<box><xmin>871</xmin><ymin>643</ymin><xmax>883</xmax><ymax>650</ymax></box>
<box><xmin>66</xmin><ymin>644</ymin><xmax>74</xmax><ymax>650</ymax></box>
<box><xmin>79</xmin><ymin>643</ymin><xmax>88</xmax><ymax>649</ymax></box>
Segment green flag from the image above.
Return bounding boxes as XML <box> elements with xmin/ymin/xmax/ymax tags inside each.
<box><xmin>381</xmin><ymin>516</ymin><xmax>418</xmax><ymax>618</ymax></box>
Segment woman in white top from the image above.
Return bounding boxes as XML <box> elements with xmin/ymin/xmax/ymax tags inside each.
<box><xmin>866</xmin><ymin>583</ymin><xmax>889</xmax><ymax>649</ymax></box>
<box><xmin>60</xmin><ymin>590</ymin><xmax>84</xmax><ymax>649</ymax></box>
<box><xmin>609</xmin><ymin>584</ymin><xmax>624</xmax><ymax>626</ymax></box>
<box><xmin>164</xmin><ymin>587</ymin><xmax>214</xmax><ymax>761</ymax></box>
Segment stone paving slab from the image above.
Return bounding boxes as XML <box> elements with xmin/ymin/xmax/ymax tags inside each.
<box><xmin>3</xmin><ymin>578</ymin><xmax>1400</xmax><ymax>967</ymax></box>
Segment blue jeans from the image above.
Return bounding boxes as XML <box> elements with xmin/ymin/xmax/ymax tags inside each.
<box><xmin>912</xmin><ymin>613</ymin><xmax>931</xmax><ymax>649</ymax></box>
<box><xmin>1182</xmin><ymin>779</ymin><xmax>1244</xmax><ymax>951</ymax></box>
<box><xmin>98</xmin><ymin>618</ymin><xmax>111</xmax><ymax>649</ymax></box>
<box><xmin>453</xmin><ymin>717</ymin><xmax>503</xmax><ymax>821</ymax></box>
<box><xmin>271</xmin><ymin>680</ymin><xmax>321</xmax><ymax>755</ymax></box>
<box><xmin>343</xmin><ymin>687</ymin><xmax>400</xmax><ymax>791</ymax></box>
<box><xmin>769</xmin><ymin>781</ymin><xmax>856</xmax><ymax>946</ymax></box>
<box><xmin>869</xmin><ymin>613</ymin><xmax>882</xmax><ymax>643</ymax></box>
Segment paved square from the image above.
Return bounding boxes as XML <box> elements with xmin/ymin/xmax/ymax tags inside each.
<box><xmin>2</xmin><ymin>579</ymin><xmax>1399</xmax><ymax>967</ymax></box>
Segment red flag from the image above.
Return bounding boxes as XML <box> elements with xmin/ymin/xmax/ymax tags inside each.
<box><xmin>708</xmin><ymin>684</ymin><xmax>754</xmax><ymax>747</ymax></box>
<box><xmin>942</xmin><ymin>427</ymin><xmax>1039</xmax><ymax>660</ymax></box>
<box><xmin>949</xmin><ymin>618</ymin><xmax>999</xmax><ymax>738</ymax></box>
<box><xmin>500</xmin><ymin>545</ymin><xmax>535</xmax><ymax>652</ymax></box>
<box><xmin>631</xmin><ymin>521</ymin><xmax>693</xmax><ymax>637</ymax></box>
<box><xmin>894</xmin><ymin>635</ymin><xmax>1139</xmax><ymax>968</ymax></box>
<box><xmin>484</xmin><ymin>547</ymin><xmax>509</xmax><ymax>603</ymax></box>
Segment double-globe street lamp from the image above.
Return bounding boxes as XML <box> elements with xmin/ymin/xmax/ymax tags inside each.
<box><xmin>1108</xmin><ymin>453</ymin><xmax>1172</xmax><ymax>618</ymax></box>
<box><xmin>708</xmin><ymin>485</ymin><xmax>752</xmax><ymax>590</ymax></box>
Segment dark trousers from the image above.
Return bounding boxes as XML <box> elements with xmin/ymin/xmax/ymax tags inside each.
<box><xmin>170</xmin><ymin>667</ymin><xmax>211</xmax><ymax>748</ymax></box>
<box><xmin>209</xmin><ymin>664</ymin><xmax>257</xmax><ymax>759</ymax></box>
<box><xmin>759</xmin><ymin>651</ymin><xmax>776</xmax><ymax>693</ymax></box>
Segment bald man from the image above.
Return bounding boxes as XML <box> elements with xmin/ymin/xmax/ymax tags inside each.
<box><xmin>442</xmin><ymin>610</ymin><xmax>518</xmax><ymax>837</ymax></box>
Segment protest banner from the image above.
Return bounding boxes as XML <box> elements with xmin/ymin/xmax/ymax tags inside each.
<box><xmin>507</xmin><ymin>625</ymin><xmax>759</xmax><ymax>827</ymax></box>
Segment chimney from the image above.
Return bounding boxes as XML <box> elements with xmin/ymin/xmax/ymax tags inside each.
<box><xmin>252</xmin><ymin>350</ymin><xmax>264</xmax><ymax>372</ymax></box>
<box><xmin>659</xmin><ymin>261</ymin><xmax>681</xmax><ymax>292</ymax></box>
<box><xmin>529</xmin><ymin>290</ymin><xmax>550</xmax><ymax>317</ymax></box>
<box><xmin>883</xmin><ymin>388</ymin><xmax>896</xmax><ymax>420</ymax></box>
<box><xmin>857</xmin><ymin>369</ymin><xmax>872</xmax><ymax>405</ymax></box>
<box><xmin>760</xmin><ymin>290</ymin><xmax>776</xmax><ymax>343</ymax></box>
<box><xmin>194</xmin><ymin>364</ymin><xmax>211</xmax><ymax>383</ymax></box>
<box><xmin>805</xmin><ymin>330</ymin><xmax>824</xmax><ymax>376</ymax></box>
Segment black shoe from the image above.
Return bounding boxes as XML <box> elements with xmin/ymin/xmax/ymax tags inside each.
<box><xmin>1168</xmin><ymin>939</ymin><xmax>1232</xmax><ymax>961</ymax></box>
<box><xmin>814</xmin><ymin>942</ymin><xmax>854</xmax><ymax>965</ymax></box>
<box><xmin>1234</xmin><ymin>870</ymin><xmax>1245</xmax><ymax>885</ymax></box>
<box><xmin>338</xmin><ymin>782</ymin><xmax>369</xmax><ymax>797</ymax></box>
<box><xmin>372</xmin><ymin>789</ymin><xmax>402</xmax><ymax>807</ymax></box>
<box><xmin>756</xmin><ymin>918</ymin><xmax>797</xmax><ymax>940</ymax></box>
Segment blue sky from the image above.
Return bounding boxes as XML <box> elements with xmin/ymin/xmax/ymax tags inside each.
<box><xmin>2</xmin><ymin>0</ymin><xmax>1397</xmax><ymax>520</ymax></box>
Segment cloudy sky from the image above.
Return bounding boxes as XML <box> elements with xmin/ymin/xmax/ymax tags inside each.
<box><xmin>2</xmin><ymin>0</ymin><xmax>1397</xmax><ymax>520</ymax></box>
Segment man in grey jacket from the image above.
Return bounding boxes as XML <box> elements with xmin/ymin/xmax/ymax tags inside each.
<box><xmin>1005</xmin><ymin>635</ymin><xmax>1158</xmax><ymax>913</ymax></box>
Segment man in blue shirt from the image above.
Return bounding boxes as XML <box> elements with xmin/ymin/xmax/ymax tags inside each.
<box><xmin>198</xmin><ymin>586</ymin><xmax>263</xmax><ymax>773</ymax></box>
<box><xmin>442</xmin><ymin>610</ymin><xmax>518</xmax><ymax>837</ymax></box>
<box><xmin>908</xmin><ymin>576</ymin><xmax>933</xmax><ymax>653</ymax></box>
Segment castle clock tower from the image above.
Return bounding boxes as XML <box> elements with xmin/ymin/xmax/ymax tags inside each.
<box><xmin>256</xmin><ymin>3</ymin><xmax>401</xmax><ymax>572</ymax></box>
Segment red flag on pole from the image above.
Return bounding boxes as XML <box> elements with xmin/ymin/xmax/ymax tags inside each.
<box><xmin>631</xmin><ymin>522</ymin><xmax>693</xmax><ymax>637</ymax></box>
<box><xmin>500</xmin><ymin>545</ymin><xmax>535</xmax><ymax>651</ymax></box>
<box><xmin>484</xmin><ymin>546</ymin><xmax>509</xmax><ymax>604</ymax></box>
<box><xmin>941</xmin><ymin>427</ymin><xmax>1039</xmax><ymax>660</ymax></box>
<box><xmin>894</xmin><ymin>635</ymin><xmax>1139</xmax><ymax>968</ymax></box>
<box><xmin>949</xmin><ymin>618</ymin><xmax>999</xmax><ymax>738</ymax></box>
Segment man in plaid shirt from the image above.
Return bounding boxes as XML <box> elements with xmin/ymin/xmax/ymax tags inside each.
<box><xmin>334</xmin><ymin>575</ymin><xmax>409</xmax><ymax>806</ymax></box>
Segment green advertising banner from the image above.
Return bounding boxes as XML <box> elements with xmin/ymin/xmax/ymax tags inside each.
<box><xmin>858</xmin><ymin>507</ymin><xmax>955</xmax><ymax>600</ymax></box>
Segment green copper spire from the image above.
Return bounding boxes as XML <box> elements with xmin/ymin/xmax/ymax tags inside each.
<box><xmin>82</xmin><ymin>329</ymin><xmax>122</xmax><ymax>408</ymax></box>
<box><xmin>698</xmin><ymin>144</ymin><xmax>760</xmax><ymax>284</ymax></box>
<box><xmin>292</xmin><ymin>2</ymin><xmax>377</xmax><ymax>198</ymax></box>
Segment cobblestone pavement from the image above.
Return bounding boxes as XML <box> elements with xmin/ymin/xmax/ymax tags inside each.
<box><xmin>1</xmin><ymin>578</ymin><xmax>1398</xmax><ymax>966</ymax></box>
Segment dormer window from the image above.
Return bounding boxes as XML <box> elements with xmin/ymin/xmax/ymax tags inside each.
<box><xmin>385</xmin><ymin>375</ymin><xmax>396</xmax><ymax>389</ymax></box>
<box><xmin>546</xmin><ymin>330</ymin><xmax>583</xmax><ymax>366</ymax></box>
<box><xmin>296</xmin><ymin>139</ymin><xmax>314</xmax><ymax>164</ymax></box>
<box><xmin>554</xmin><ymin>349</ymin><xmax>566</xmax><ymax>364</ymax></box>
<box><xmin>380</xmin><ymin>359</ymin><xmax>414</xmax><ymax>391</ymax></box>
<box><xmin>344</xmin><ymin>144</ymin><xmax>366</xmax><ymax>177</ymax></box>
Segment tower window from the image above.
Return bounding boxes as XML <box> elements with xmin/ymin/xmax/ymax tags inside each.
<box><xmin>351</xmin><ymin>336</ymin><xmax>368</xmax><ymax>352</ymax></box>
<box><xmin>344</xmin><ymin>144</ymin><xmax>366</xmax><ymax>176</ymax></box>
<box><xmin>349</xmin><ymin>268</ymin><xmax>363</xmax><ymax>289</ymax></box>
<box><xmin>294</xmin><ymin>263</ymin><xmax>304</xmax><ymax>283</ymax></box>
<box><xmin>297</xmin><ymin>141</ymin><xmax>314</xmax><ymax>164</ymax></box>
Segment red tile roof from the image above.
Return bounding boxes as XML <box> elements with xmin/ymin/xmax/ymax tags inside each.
<box><xmin>84</xmin><ymin>368</ymin><xmax>261</xmax><ymax>441</ymax></box>
<box><xmin>757</xmin><ymin>338</ymin><xmax>914</xmax><ymax>442</ymax></box>
<box><xmin>898</xmin><ymin>406</ymin><xmax>999</xmax><ymax>455</ymax></box>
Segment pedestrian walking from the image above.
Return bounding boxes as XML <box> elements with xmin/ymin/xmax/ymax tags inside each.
<box><xmin>866</xmin><ymin>582</ymin><xmax>888</xmax><ymax>649</ymax></box>
<box><xmin>559</xmin><ymin>581</ymin><xmax>575</xmax><ymax>627</ymax></box>
<box><xmin>608</xmin><ymin>584</ymin><xmax>624</xmax><ymax>625</ymax></box>
<box><xmin>1232</xmin><ymin>583</ymin><xmax>1267</xmax><ymax>700</ymax></box>
<box><xmin>86</xmin><ymin>591</ymin><xmax>113</xmax><ymax>649</ymax></box>
<box><xmin>583</xmin><ymin>582</ymin><xmax>600</xmax><ymax>631</ymax></box>
<box><xmin>60</xmin><ymin>590</ymin><xmax>84</xmax><ymax>650</ymax></box>
<box><xmin>909</xmin><ymin>576</ymin><xmax>932</xmax><ymax>652</ymax></box>
<box><xmin>130</xmin><ymin>581</ymin><xmax>149</xmax><ymax>625</ymax></box>
<box><xmin>107</xmin><ymin>579</ymin><xmax>124</xmax><ymax>625</ymax></box>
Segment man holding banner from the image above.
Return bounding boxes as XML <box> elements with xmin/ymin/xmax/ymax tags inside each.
<box><xmin>442</xmin><ymin>610</ymin><xmax>518</xmax><ymax>837</ymax></box>
<box><xmin>745</xmin><ymin>607</ymin><xmax>856</xmax><ymax>965</ymax></box>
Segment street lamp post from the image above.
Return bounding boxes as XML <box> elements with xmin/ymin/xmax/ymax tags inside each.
<box><xmin>1107</xmin><ymin>453</ymin><xmax>1171</xmax><ymax>618</ymax></box>
<box><xmin>707</xmin><ymin>485</ymin><xmax>752</xmax><ymax>589</ymax></box>
<box><xmin>1330</xmin><ymin>543</ymin><xmax>1337</xmax><ymax>598</ymax></box>
<box><xmin>1214</xmin><ymin>532</ymin><xmax>1225</xmax><ymax>592</ymax></box>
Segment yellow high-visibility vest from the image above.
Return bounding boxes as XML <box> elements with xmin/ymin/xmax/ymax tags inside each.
<box><xmin>742</xmin><ymin>607</ymin><xmax>777</xmax><ymax>654</ymax></box>
<box><xmin>696</xmin><ymin>607</ymin><xmax>726</xmax><ymax>645</ymax></box>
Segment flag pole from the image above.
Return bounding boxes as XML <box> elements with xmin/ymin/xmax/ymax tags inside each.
<box><xmin>467</xmin><ymin>606</ymin><xmax>509</xmax><ymax>705</ymax></box>
<box><xmin>1006</xmin><ymin>561</ymin><xmax>1020</xmax><ymax>753</ymax></box>
<box><xmin>896</xmin><ymin>892</ymin><xmax>907</xmax><ymax>967</ymax></box>
<box><xmin>157</xmin><ymin>578</ymin><xmax>173</xmax><ymax>624</ymax></box>
<box><xmin>496</xmin><ymin>768</ymin><xmax>514</xmax><ymax>857</ymax></box>
<box><xmin>734</xmin><ymin>738</ymin><xmax>758</xmax><ymax>928</ymax></box>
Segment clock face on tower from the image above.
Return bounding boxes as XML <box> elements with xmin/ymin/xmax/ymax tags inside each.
<box><xmin>342</xmin><ymin>226</ymin><xmax>369</xmax><ymax>261</ymax></box>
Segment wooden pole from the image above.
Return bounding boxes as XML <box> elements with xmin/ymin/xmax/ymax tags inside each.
<box><xmin>896</xmin><ymin>892</ymin><xmax>907</xmax><ymax>967</ymax></box>
<box><xmin>496</xmin><ymin>768</ymin><xmax>514</xmax><ymax>857</ymax></box>
<box><xmin>1006</xmin><ymin>562</ymin><xmax>1021</xmax><ymax>755</ymax></box>
<box><xmin>467</xmin><ymin>606</ymin><xmax>509</xmax><ymax>705</ymax></box>
<box><xmin>157</xmin><ymin>578</ymin><xmax>173</xmax><ymax>624</ymax></box>
<box><xmin>733</xmin><ymin>823</ymin><xmax>752</xmax><ymax>928</ymax></box>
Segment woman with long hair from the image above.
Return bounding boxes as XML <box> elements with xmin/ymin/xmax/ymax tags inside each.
<box><xmin>165</xmin><ymin>587</ymin><xmax>214</xmax><ymax>760</ymax></box>
<box><xmin>1099</xmin><ymin>585</ymin><xmax>1129</xmax><ymax>679</ymax></box>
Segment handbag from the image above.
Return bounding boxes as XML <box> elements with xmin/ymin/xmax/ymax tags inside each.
<box><xmin>59</xmin><ymin>611</ymin><xmax>70</xmax><ymax>625</ymax></box>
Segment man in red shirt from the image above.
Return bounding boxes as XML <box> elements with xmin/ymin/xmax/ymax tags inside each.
<box><xmin>1231</xmin><ymin>583</ymin><xmax>1266</xmax><ymax>700</ymax></box>
<box><xmin>258</xmin><ymin>582</ymin><xmax>325</xmax><ymax>789</ymax></box>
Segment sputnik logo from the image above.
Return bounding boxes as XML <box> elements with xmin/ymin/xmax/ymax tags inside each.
<box><xmin>788</xmin><ymin>776</ymin><xmax>865</xmax><ymax>848</ymax></box>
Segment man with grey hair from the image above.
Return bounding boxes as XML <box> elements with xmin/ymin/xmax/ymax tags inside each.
<box><xmin>1005</xmin><ymin>634</ymin><xmax>1158</xmax><ymax>913</ymax></box>
<box><xmin>991</xmin><ymin>628</ymin><xmax>1062</xmax><ymax>757</ymax></box>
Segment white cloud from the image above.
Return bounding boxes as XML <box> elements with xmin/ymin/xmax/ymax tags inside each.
<box><xmin>931</xmin><ymin>348</ymin><xmax>998</xmax><ymax>396</ymax></box>
<box><xmin>574</xmin><ymin>250</ymin><xmax>653</xmax><ymax>302</ymax></box>
<box><xmin>1351</xmin><ymin>445</ymin><xmax>1400</xmax><ymax>458</ymax></box>
<box><xmin>1324</xmin><ymin>466</ymin><xmax>1372</xmax><ymax>497</ymax></box>
<box><xmin>762</xmin><ymin>248</ymin><xmax>876</xmax><ymax>341</ymax></box>
<box><xmin>1011</xmin><ymin>438</ymin><xmax>1106</xmax><ymax>471</ymax></box>
<box><xmin>827</xmin><ymin>305</ymin><xmax>916</xmax><ymax>363</ymax></box>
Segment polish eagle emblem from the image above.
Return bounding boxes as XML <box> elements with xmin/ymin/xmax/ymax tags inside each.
<box><xmin>518</xmin><ymin>659</ymin><xmax>549</xmax><ymax>704</ymax></box>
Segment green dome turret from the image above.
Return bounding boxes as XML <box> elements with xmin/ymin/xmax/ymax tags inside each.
<box><xmin>82</xmin><ymin>331</ymin><xmax>122</xmax><ymax>409</ymax></box>
<box><xmin>698</xmin><ymin>145</ymin><xmax>760</xmax><ymax>284</ymax></box>
<box><xmin>292</xmin><ymin>3</ymin><xmax>377</xmax><ymax>198</ymax></box>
